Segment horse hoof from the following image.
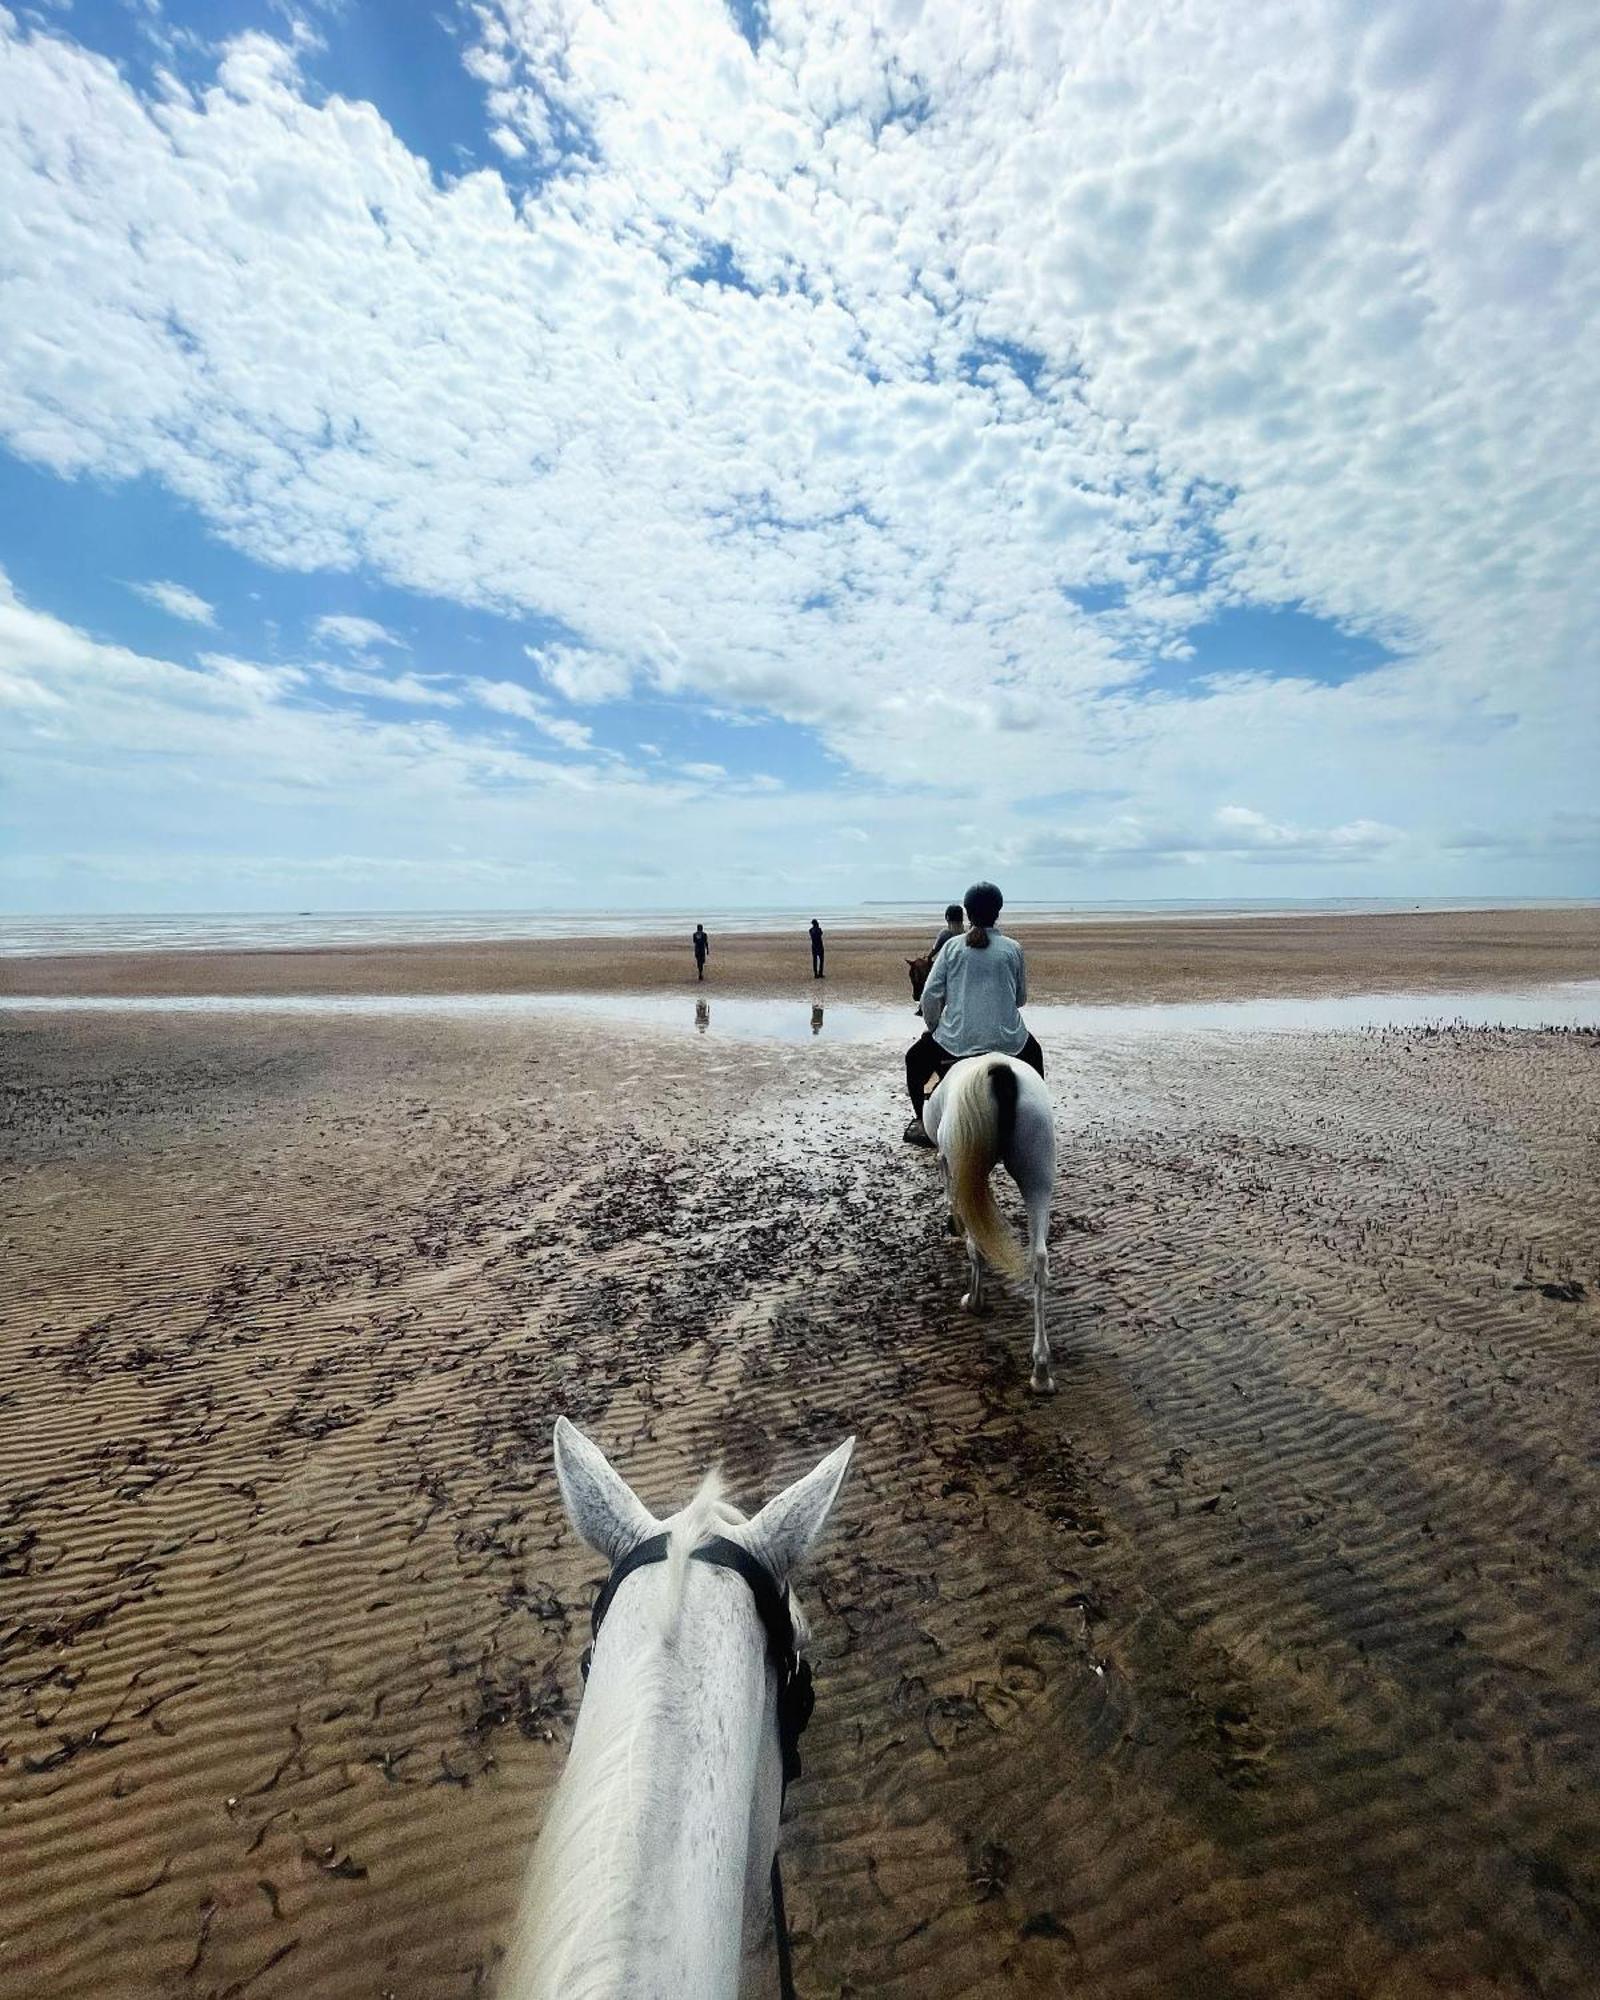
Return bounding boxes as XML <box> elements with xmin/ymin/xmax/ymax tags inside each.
<box><xmin>1030</xmin><ymin>1370</ymin><xmax>1057</xmax><ymax>1396</ymax></box>
<box><xmin>960</xmin><ymin>1292</ymin><xmax>977</xmax><ymax>1313</ymax></box>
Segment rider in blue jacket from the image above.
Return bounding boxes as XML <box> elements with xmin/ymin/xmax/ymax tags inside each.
<box><xmin>904</xmin><ymin>882</ymin><xmax>1044</xmax><ymax>1146</ymax></box>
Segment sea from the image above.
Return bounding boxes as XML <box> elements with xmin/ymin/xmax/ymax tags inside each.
<box><xmin>0</xmin><ymin>898</ymin><xmax>1591</xmax><ymax>957</ymax></box>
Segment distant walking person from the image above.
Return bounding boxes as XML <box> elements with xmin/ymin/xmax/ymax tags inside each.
<box><xmin>692</xmin><ymin>922</ymin><xmax>709</xmax><ymax>981</ymax></box>
<box><xmin>809</xmin><ymin>917</ymin><xmax>825</xmax><ymax>979</ymax></box>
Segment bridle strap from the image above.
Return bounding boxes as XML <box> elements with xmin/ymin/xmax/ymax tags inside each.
<box><xmin>580</xmin><ymin>1529</ymin><xmax>812</xmax><ymax>1999</ymax></box>
<box><xmin>770</xmin><ymin>1850</ymin><xmax>796</xmax><ymax>2000</ymax></box>
<box><xmin>688</xmin><ymin>1535</ymin><xmax>813</xmax><ymax>1792</ymax></box>
<box><xmin>581</xmin><ymin>1531</ymin><xmax>670</xmax><ymax>1669</ymax></box>
<box><xmin>689</xmin><ymin>1534</ymin><xmax>795</xmax><ymax>1658</ymax></box>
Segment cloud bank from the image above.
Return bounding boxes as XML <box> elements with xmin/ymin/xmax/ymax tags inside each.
<box><xmin>0</xmin><ymin>1</ymin><xmax>1595</xmax><ymax>906</ymax></box>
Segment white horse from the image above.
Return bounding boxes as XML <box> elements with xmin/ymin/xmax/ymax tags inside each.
<box><xmin>924</xmin><ymin>1052</ymin><xmax>1057</xmax><ymax>1394</ymax></box>
<box><xmin>500</xmin><ymin>1417</ymin><xmax>854</xmax><ymax>2000</ymax></box>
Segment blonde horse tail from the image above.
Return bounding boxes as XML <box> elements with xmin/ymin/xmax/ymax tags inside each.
<box><xmin>947</xmin><ymin>1060</ymin><xmax>1028</xmax><ymax>1279</ymax></box>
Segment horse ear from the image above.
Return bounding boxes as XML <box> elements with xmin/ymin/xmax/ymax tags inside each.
<box><xmin>553</xmin><ymin>1417</ymin><xmax>658</xmax><ymax>1563</ymax></box>
<box><xmin>745</xmin><ymin>1437</ymin><xmax>854</xmax><ymax>1583</ymax></box>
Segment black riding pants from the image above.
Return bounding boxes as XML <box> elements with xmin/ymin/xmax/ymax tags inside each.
<box><xmin>905</xmin><ymin>1033</ymin><xmax>1043</xmax><ymax>1118</ymax></box>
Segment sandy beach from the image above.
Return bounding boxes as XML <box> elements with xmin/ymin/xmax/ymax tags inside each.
<box><xmin>5</xmin><ymin>904</ymin><xmax>1600</xmax><ymax>1004</ymax></box>
<box><xmin>3</xmin><ymin>927</ymin><xmax>1599</xmax><ymax>1998</ymax></box>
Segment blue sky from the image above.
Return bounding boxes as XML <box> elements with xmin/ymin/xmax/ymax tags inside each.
<box><xmin>1</xmin><ymin>0</ymin><xmax>1596</xmax><ymax>911</ymax></box>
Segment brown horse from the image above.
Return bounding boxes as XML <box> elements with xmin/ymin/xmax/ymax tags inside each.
<box><xmin>906</xmin><ymin>953</ymin><xmax>934</xmax><ymax>1002</ymax></box>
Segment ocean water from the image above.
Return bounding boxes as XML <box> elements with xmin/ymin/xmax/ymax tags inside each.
<box><xmin>1</xmin><ymin>898</ymin><xmax>1589</xmax><ymax>958</ymax></box>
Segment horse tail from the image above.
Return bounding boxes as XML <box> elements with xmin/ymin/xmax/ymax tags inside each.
<box><xmin>947</xmin><ymin>1059</ymin><xmax>1027</xmax><ymax>1279</ymax></box>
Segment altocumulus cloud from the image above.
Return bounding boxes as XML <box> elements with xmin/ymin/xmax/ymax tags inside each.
<box><xmin>0</xmin><ymin>0</ymin><xmax>1596</xmax><ymax>905</ymax></box>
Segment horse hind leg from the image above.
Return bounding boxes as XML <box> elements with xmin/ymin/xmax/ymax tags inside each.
<box><xmin>1028</xmin><ymin>1251</ymin><xmax>1053</xmax><ymax>1394</ymax></box>
<box><xmin>943</xmin><ymin>1148</ymin><xmax>984</xmax><ymax>1308</ymax></box>
<box><xmin>941</xmin><ymin>1157</ymin><xmax>962</xmax><ymax>1238</ymax></box>
<box><xmin>1025</xmin><ymin>1189</ymin><xmax>1054</xmax><ymax>1395</ymax></box>
<box><xmin>956</xmin><ymin>1232</ymin><xmax>980</xmax><ymax>1312</ymax></box>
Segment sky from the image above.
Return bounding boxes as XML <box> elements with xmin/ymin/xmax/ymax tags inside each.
<box><xmin>0</xmin><ymin>0</ymin><xmax>1596</xmax><ymax>914</ymax></box>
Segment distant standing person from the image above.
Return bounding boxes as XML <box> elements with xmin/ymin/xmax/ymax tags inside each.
<box><xmin>809</xmin><ymin>917</ymin><xmax>825</xmax><ymax>979</ymax></box>
<box><xmin>692</xmin><ymin>922</ymin><xmax>709</xmax><ymax>981</ymax></box>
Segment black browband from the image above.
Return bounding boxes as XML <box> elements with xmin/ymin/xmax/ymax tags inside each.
<box><xmin>579</xmin><ymin>1529</ymin><xmax>816</xmax><ymax>1998</ymax></box>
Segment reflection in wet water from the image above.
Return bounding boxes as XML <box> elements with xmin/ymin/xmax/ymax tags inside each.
<box><xmin>4</xmin><ymin>982</ymin><xmax>1598</xmax><ymax>1040</ymax></box>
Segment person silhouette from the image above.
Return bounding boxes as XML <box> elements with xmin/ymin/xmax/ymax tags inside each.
<box><xmin>809</xmin><ymin>918</ymin><xmax>825</xmax><ymax>978</ymax></box>
<box><xmin>692</xmin><ymin>922</ymin><xmax>709</xmax><ymax>981</ymax></box>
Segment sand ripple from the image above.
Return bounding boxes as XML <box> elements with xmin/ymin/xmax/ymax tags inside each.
<box><xmin>2</xmin><ymin>1012</ymin><xmax>1597</xmax><ymax>1997</ymax></box>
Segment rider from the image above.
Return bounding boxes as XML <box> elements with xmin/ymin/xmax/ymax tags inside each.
<box><xmin>929</xmin><ymin>902</ymin><xmax>965</xmax><ymax>961</ymax></box>
<box><xmin>903</xmin><ymin>881</ymin><xmax>1044</xmax><ymax>1147</ymax></box>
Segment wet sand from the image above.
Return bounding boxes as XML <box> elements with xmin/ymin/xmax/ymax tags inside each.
<box><xmin>5</xmin><ymin>904</ymin><xmax>1599</xmax><ymax>1003</ymax></box>
<box><xmin>2</xmin><ymin>1003</ymin><xmax>1598</xmax><ymax>1999</ymax></box>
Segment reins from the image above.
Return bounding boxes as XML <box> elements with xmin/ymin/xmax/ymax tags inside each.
<box><xmin>580</xmin><ymin>1530</ymin><xmax>815</xmax><ymax>2000</ymax></box>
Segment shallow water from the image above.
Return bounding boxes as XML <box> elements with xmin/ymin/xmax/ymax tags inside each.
<box><xmin>5</xmin><ymin>981</ymin><xmax>1597</xmax><ymax>1039</ymax></box>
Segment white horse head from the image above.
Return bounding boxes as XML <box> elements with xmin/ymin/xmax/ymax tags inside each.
<box><xmin>500</xmin><ymin>1419</ymin><xmax>854</xmax><ymax>2000</ymax></box>
<box><xmin>924</xmin><ymin>1054</ymin><xmax>1058</xmax><ymax>1393</ymax></box>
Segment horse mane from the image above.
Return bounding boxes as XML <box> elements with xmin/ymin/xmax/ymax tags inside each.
<box><xmin>502</xmin><ymin>1470</ymin><xmax>749</xmax><ymax>1999</ymax></box>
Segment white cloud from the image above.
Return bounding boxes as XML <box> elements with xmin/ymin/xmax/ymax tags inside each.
<box><xmin>130</xmin><ymin>578</ymin><xmax>216</xmax><ymax>625</ymax></box>
<box><xmin>0</xmin><ymin>5</ymin><xmax>1595</xmax><ymax>897</ymax></box>
<box><xmin>467</xmin><ymin>676</ymin><xmax>593</xmax><ymax>749</ymax></box>
<box><xmin>313</xmin><ymin>614</ymin><xmax>404</xmax><ymax>652</ymax></box>
<box><xmin>320</xmin><ymin>662</ymin><xmax>461</xmax><ymax>707</ymax></box>
<box><xmin>526</xmin><ymin>643</ymin><xmax>635</xmax><ymax>704</ymax></box>
<box><xmin>197</xmin><ymin>651</ymin><xmax>309</xmax><ymax>700</ymax></box>
<box><xmin>1014</xmin><ymin>806</ymin><xmax>1403</xmax><ymax>867</ymax></box>
<box><xmin>0</xmin><ymin>569</ymin><xmax>941</xmax><ymax>909</ymax></box>
<box><xmin>1211</xmin><ymin>805</ymin><xmax>1401</xmax><ymax>857</ymax></box>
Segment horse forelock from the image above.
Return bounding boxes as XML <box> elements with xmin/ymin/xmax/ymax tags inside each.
<box><xmin>660</xmin><ymin>1469</ymin><xmax>744</xmax><ymax>1637</ymax></box>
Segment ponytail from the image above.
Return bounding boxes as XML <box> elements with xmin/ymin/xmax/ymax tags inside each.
<box><xmin>961</xmin><ymin>879</ymin><xmax>1004</xmax><ymax>950</ymax></box>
